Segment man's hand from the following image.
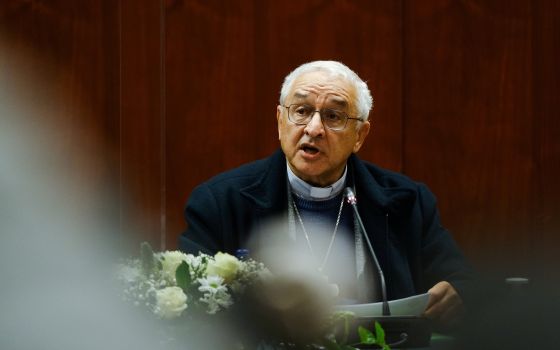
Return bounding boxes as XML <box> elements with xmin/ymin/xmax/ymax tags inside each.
<box><xmin>424</xmin><ymin>281</ymin><xmax>464</xmax><ymax>328</ymax></box>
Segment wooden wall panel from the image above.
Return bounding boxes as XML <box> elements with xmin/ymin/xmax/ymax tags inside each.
<box><xmin>165</xmin><ymin>0</ymin><xmax>261</xmax><ymax>248</ymax></box>
<box><xmin>0</xmin><ymin>0</ymin><xmax>167</xmax><ymax>252</ymax></box>
<box><xmin>3</xmin><ymin>1</ymin><xmax>558</xmax><ymax>272</ymax></box>
<box><xmin>120</xmin><ymin>0</ymin><xmax>166</xmax><ymax>249</ymax></box>
<box><xmin>403</xmin><ymin>0</ymin><xmax>559</xmax><ymax>275</ymax></box>
<box><xmin>164</xmin><ymin>0</ymin><xmax>403</xmax><ymax>248</ymax></box>
<box><xmin>531</xmin><ymin>0</ymin><xmax>560</xmax><ymax>268</ymax></box>
<box><xmin>0</xmin><ymin>0</ymin><xmax>121</xmax><ymax>230</ymax></box>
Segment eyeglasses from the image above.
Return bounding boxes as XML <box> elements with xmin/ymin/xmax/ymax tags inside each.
<box><xmin>282</xmin><ymin>103</ymin><xmax>362</xmax><ymax>131</ymax></box>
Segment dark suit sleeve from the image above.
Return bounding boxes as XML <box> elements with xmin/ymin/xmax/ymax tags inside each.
<box><xmin>178</xmin><ymin>183</ymin><xmax>222</xmax><ymax>255</ymax></box>
<box><xmin>417</xmin><ymin>184</ymin><xmax>474</xmax><ymax>300</ymax></box>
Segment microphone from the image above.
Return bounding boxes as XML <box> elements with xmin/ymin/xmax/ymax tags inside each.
<box><xmin>344</xmin><ymin>187</ymin><xmax>391</xmax><ymax>316</ymax></box>
<box><xmin>342</xmin><ymin>189</ymin><xmax>432</xmax><ymax>348</ymax></box>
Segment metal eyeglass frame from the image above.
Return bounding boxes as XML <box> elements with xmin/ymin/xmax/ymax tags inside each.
<box><xmin>282</xmin><ymin>104</ymin><xmax>363</xmax><ymax>131</ymax></box>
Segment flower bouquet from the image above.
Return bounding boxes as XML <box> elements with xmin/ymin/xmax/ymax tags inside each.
<box><xmin>116</xmin><ymin>243</ymin><xmax>269</xmax><ymax>319</ymax></box>
<box><xmin>116</xmin><ymin>242</ymin><xmax>390</xmax><ymax>349</ymax></box>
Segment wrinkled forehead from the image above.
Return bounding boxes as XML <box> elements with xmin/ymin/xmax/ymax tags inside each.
<box><xmin>287</xmin><ymin>71</ymin><xmax>356</xmax><ymax>109</ymax></box>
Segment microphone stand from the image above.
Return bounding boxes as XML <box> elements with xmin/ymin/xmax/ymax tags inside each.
<box><xmin>343</xmin><ymin>187</ymin><xmax>432</xmax><ymax>348</ymax></box>
<box><xmin>344</xmin><ymin>187</ymin><xmax>390</xmax><ymax>316</ymax></box>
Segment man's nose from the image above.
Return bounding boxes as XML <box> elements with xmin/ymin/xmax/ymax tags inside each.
<box><xmin>304</xmin><ymin>110</ymin><xmax>325</xmax><ymax>137</ymax></box>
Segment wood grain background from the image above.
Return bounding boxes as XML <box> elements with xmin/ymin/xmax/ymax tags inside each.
<box><xmin>2</xmin><ymin>0</ymin><xmax>558</xmax><ymax>277</ymax></box>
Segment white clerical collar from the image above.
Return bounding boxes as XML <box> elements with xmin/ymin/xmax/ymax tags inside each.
<box><xmin>287</xmin><ymin>162</ymin><xmax>347</xmax><ymax>201</ymax></box>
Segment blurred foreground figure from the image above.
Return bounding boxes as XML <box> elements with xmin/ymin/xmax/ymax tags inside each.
<box><xmin>0</xmin><ymin>47</ymin><xmax>228</xmax><ymax>350</ymax></box>
<box><xmin>235</xmin><ymin>223</ymin><xmax>341</xmax><ymax>345</ymax></box>
<box><xmin>179</xmin><ymin>60</ymin><xmax>474</xmax><ymax>328</ymax></box>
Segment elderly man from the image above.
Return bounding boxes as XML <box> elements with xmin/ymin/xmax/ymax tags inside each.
<box><xmin>179</xmin><ymin>61</ymin><xmax>472</xmax><ymax>326</ymax></box>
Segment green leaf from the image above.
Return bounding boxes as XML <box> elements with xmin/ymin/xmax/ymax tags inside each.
<box><xmin>175</xmin><ymin>260</ymin><xmax>191</xmax><ymax>290</ymax></box>
<box><xmin>374</xmin><ymin>321</ymin><xmax>386</xmax><ymax>345</ymax></box>
<box><xmin>358</xmin><ymin>325</ymin><xmax>376</xmax><ymax>345</ymax></box>
<box><xmin>140</xmin><ymin>242</ymin><xmax>155</xmax><ymax>274</ymax></box>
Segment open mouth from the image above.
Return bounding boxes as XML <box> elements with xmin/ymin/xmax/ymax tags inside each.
<box><xmin>300</xmin><ymin>144</ymin><xmax>320</xmax><ymax>155</ymax></box>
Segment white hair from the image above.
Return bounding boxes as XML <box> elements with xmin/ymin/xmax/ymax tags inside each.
<box><xmin>279</xmin><ymin>60</ymin><xmax>373</xmax><ymax>121</ymax></box>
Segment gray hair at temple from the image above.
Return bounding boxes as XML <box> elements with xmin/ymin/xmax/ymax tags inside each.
<box><xmin>279</xmin><ymin>60</ymin><xmax>374</xmax><ymax>122</ymax></box>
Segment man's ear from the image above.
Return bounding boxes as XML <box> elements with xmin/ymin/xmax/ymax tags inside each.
<box><xmin>352</xmin><ymin>121</ymin><xmax>371</xmax><ymax>153</ymax></box>
<box><xmin>276</xmin><ymin>105</ymin><xmax>283</xmax><ymax>140</ymax></box>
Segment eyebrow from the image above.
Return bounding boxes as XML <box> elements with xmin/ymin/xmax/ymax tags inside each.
<box><xmin>328</xmin><ymin>98</ymin><xmax>348</xmax><ymax>108</ymax></box>
<box><xmin>291</xmin><ymin>92</ymin><xmax>349</xmax><ymax>109</ymax></box>
<box><xmin>292</xmin><ymin>92</ymin><xmax>310</xmax><ymax>101</ymax></box>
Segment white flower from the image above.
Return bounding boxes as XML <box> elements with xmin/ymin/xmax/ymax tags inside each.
<box><xmin>158</xmin><ymin>251</ymin><xmax>189</xmax><ymax>282</ymax></box>
<box><xmin>183</xmin><ymin>254</ymin><xmax>207</xmax><ymax>279</ymax></box>
<box><xmin>115</xmin><ymin>263</ymin><xmax>142</xmax><ymax>283</ymax></box>
<box><xmin>198</xmin><ymin>276</ymin><xmax>232</xmax><ymax>314</ymax></box>
<box><xmin>206</xmin><ymin>252</ymin><xmax>241</xmax><ymax>283</ymax></box>
<box><xmin>154</xmin><ymin>286</ymin><xmax>188</xmax><ymax>319</ymax></box>
<box><xmin>185</xmin><ymin>254</ymin><xmax>203</xmax><ymax>269</ymax></box>
<box><xmin>198</xmin><ymin>275</ymin><xmax>227</xmax><ymax>294</ymax></box>
<box><xmin>116</xmin><ymin>245</ymin><xmax>270</xmax><ymax>319</ymax></box>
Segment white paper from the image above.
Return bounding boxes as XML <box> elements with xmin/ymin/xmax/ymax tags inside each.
<box><xmin>333</xmin><ymin>293</ymin><xmax>430</xmax><ymax>317</ymax></box>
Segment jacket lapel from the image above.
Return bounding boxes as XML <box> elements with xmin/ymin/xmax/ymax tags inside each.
<box><xmin>239</xmin><ymin>149</ymin><xmax>287</xmax><ymax>208</ymax></box>
<box><xmin>239</xmin><ymin>149</ymin><xmax>289</xmax><ymax>229</ymax></box>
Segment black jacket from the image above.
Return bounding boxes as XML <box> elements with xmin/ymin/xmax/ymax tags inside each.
<box><xmin>179</xmin><ymin>149</ymin><xmax>473</xmax><ymax>300</ymax></box>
